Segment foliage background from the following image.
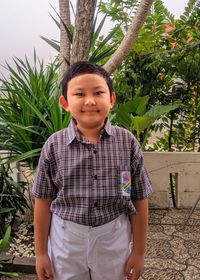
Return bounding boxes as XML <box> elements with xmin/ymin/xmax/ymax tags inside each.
<box><xmin>0</xmin><ymin>0</ymin><xmax>199</xmax><ymax>229</ymax></box>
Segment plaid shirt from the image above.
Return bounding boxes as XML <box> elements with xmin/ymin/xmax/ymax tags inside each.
<box><xmin>32</xmin><ymin>119</ymin><xmax>152</xmax><ymax>226</ymax></box>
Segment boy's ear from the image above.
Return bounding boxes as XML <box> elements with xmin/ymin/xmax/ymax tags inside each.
<box><xmin>59</xmin><ymin>96</ymin><xmax>69</xmax><ymax>111</ymax></box>
<box><xmin>110</xmin><ymin>92</ymin><xmax>116</xmax><ymax>108</ymax></box>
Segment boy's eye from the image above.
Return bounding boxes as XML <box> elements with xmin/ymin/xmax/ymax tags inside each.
<box><xmin>95</xmin><ymin>91</ymin><xmax>103</xmax><ymax>96</ymax></box>
<box><xmin>74</xmin><ymin>92</ymin><xmax>84</xmax><ymax>96</ymax></box>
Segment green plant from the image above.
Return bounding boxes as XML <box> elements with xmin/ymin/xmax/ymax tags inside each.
<box><xmin>113</xmin><ymin>95</ymin><xmax>180</xmax><ymax>149</ymax></box>
<box><xmin>152</xmin><ymin>0</ymin><xmax>200</xmax><ymax>152</ymax></box>
<box><xmin>0</xmin><ymin>54</ymin><xmax>71</xmax><ymax>169</ymax></box>
<box><xmin>0</xmin><ymin>161</ymin><xmax>29</xmax><ymax>238</ymax></box>
<box><xmin>0</xmin><ymin>225</ymin><xmax>18</xmax><ymax>277</ymax></box>
<box><xmin>106</xmin><ymin>0</ymin><xmax>200</xmax><ymax>152</ymax></box>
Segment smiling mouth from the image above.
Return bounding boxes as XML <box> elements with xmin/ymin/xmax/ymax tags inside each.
<box><xmin>82</xmin><ymin>110</ymin><xmax>99</xmax><ymax>112</ymax></box>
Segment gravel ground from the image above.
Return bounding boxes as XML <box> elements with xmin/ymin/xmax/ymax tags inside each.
<box><xmin>1</xmin><ymin>221</ymin><xmax>36</xmax><ymax>279</ymax></box>
<box><xmin>7</xmin><ymin>222</ymin><xmax>35</xmax><ymax>258</ymax></box>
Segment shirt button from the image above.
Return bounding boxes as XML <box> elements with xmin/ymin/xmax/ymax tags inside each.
<box><xmin>94</xmin><ymin>201</ymin><xmax>98</xmax><ymax>207</ymax></box>
<box><xmin>94</xmin><ymin>175</ymin><xmax>97</xmax><ymax>180</ymax></box>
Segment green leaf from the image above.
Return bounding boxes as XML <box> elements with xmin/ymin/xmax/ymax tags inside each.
<box><xmin>89</xmin><ymin>42</ymin><xmax>118</xmax><ymax>63</ymax></box>
<box><xmin>132</xmin><ymin>116</ymin><xmax>155</xmax><ymax>135</ymax></box>
<box><xmin>6</xmin><ymin>123</ymin><xmax>40</xmax><ymax>135</ymax></box>
<box><xmin>114</xmin><ymin>109</ymin><xmax>132</xmax><ymax>130</ymax></box>
<box><xmin>0</xmin><ymin>271</ymin><xmax>18</xmax><ymax>276</ymax></box>
<box><xmin>40</xmin><ymin>36</ymin><xmax>60</xmax><ymax>52</ymax></box>
<box><xmin>50</xmin><ymin>13</ymin><xmax>60</xmax><ymax>29</ymax></box>
<box><xmin>145</xmin><ymin>104</ymin><xmax>180</xmax><ymax>118</ymax></box>
<box><xmin>89</xmin><ymin>25</ymin><xmax>120</xmax><ymax>61</ymax></box>
<box><xmin>0</xmin><ymin>208</ymin><xmax>15</xmax><ymax>214</ymax></box>
<box><xmin>6</xmin><ymin>148</ymin><xmax>42</xmax><ymax>164</ymax></box>
<box><xmin>114</xmin><ymin>95</ymin><xmax>150</xmax><ymax>131</ymax></box>
<box><xmin>90</xmin><ymin>15</ymin><xmax>107</xmax><ymax>50</ymax></box>
<box><xmin>49</xmin><ymin>5</ymin><xmax>73</xmax><ymax>42</ymax></box>
<box><xmin>121</xmin><ymin>96</ymin><xmax>150</xmax><ymax>115</ymax></box>
<box><xmin>18</xmin><ymin>94</ymin><xmax>53</xmax><ymax>131</ymax></box>
<box><xmin>0</xmin><ymin>226</ymin><xmax>11</xmax><ymax>252</ymax></box>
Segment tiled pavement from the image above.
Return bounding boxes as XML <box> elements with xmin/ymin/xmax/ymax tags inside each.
<box><xmin>141</xmin><ymin>208</ymin><xmax>200</xmax><ymax>280</ymax></box>
<box><xmin>1</xmin><ymin>208</ymin><xmax>200</xmax><ymax>280</ymax></box>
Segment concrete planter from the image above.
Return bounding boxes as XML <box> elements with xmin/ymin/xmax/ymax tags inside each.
<box><xmin>144</xmin><ymin>152</ymin><xmax>200</xmax><ymax>208</ymax></box>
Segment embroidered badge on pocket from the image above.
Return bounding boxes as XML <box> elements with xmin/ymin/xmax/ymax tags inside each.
<box><xmin>121</xmin><ymin>171</ymin><xmax>131</xmax><ymax>196</ymax></box>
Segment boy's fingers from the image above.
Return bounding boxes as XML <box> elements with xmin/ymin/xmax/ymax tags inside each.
<box><xmin>124</xmin><ymin>258</ymin><xmax>132</xmax><ymax>275</ymax></box>
<box><xmin>37</xmin><ymin>268</ymin><xmax>45</xmax><ymax>280</ymax></box>
<box><xmin>125</xmin><ymin>263</ymin><xmax>143</xmax><ymax>280</ymax></box>
<box><xmin>37</xmin><ymin>267</ymin><xmax>53</xmax><ymax>280</ymax></box>
<box><xmin>44</xmin><ymin>268</ymin><xmax>54</xmax><ymax>280</ymax></box>
<box><xmin>126</xmin><ymin>272</ymin><xmax>133</xmax><ymax>280</ymax></box>
<box><xmin>131</xmin><ymin>268</ymin><xmax>144</xmax><ymax>280</ymax></box>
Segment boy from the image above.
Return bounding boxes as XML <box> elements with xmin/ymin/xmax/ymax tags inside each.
<box><xmin>32</xmin><ymin>61</ymin><xmax>152</xmax><ymax>280</ymax></box>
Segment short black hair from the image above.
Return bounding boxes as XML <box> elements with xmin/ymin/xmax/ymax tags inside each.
<box><xmin>61</xmin><ymin>61</ymin><xmax>114</xmax><ymax>99</ymax></box>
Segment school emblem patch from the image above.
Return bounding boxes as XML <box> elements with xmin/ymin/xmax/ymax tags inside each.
<box><xmin>121</xmin><ymin>171</ymin><xmax>131</xmax><ymax>196</ymax></box>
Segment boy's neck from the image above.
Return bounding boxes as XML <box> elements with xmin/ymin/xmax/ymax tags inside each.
<box><xmin>77</xmin><ymin>125</ymin><xmax>102</xmax><ymax>145</ymax></box>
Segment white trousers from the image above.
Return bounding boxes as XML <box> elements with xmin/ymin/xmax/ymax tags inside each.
<box><xmin>48</xmin><ymin>214</ymin><xmax>131</xmax><ymax>280</ymax></box>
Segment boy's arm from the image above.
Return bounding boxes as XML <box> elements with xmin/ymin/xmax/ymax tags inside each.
<box><xmin>125</xmin><ymin>198</ymin><xmax>149</xmax><ymax>280</ymax></box>
<box><xmin>34</xmin><ymin>197</ymin><xmax>53</xmax><ymax>280</ymax></box>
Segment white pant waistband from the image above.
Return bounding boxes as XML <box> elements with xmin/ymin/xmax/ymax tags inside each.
<box><xmin>52</xmin><ymin>214</ymin><xmax>128</xmax><ymax>236</ymax></box>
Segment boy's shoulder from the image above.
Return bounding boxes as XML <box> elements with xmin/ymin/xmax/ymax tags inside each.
<box><xmin>43</xmin><ymin>127</ymin><xmax>69</xmax><ymax>150</ymax></box>
<box><xmin>48</xmin><ymin>127</ymin><xmax>68</xmax><ymax>141</ymax></box>
<box><xmin>110</xmin><ymin>123</ymin><xmax>135</xmax><ymax>140</ymax></box>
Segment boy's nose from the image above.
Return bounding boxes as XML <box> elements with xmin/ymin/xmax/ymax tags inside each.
<box><xmin>84</xmin><ymin>96</ymin><xmax>96</xmax><ymax>105</ymax></box>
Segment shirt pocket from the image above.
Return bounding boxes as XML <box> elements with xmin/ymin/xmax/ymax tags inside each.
<box><xmin>117</xmin><ymin>165</ymin><xmax>131</xmax><ymax>197</ymax></box>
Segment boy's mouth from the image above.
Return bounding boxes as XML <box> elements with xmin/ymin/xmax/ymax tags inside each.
<box><xmin>81</xmin><ymin>109</ymin><xmax>99</xmax><ymax>112</ymax></box>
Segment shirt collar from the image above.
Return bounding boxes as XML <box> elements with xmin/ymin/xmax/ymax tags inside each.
<box><xmin>65</xmin><ymin>119</ymin><xmax>77</xmax><ymax>145</ymax></box>
<box><xmin>65</xmin><ymin>117</ymin><xmax>114</xmax><ymax>145</ymax></box>
<box><xmin>101</xmin><ymin>117</ymin><xmax>113</xmax><ymax>136</ymax></box>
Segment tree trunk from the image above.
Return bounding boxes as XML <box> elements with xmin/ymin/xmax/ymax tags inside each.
<box><xmin>59</xmin><ymin>0</ymin><xmax>71</xmax><ymax>80</ymax></box>
<box><xmin>70</xmin><ymin>0</ymin><xmax>97</xmax><ymax>65</ymax></box>
<box><xmin>104</xmin><ymin>0</ymin><xmax>153</xmax><ymax>75</ymax></box>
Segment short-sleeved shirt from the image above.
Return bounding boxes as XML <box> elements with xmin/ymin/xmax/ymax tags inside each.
<box><xmin>32</xmin><ymin>118</ymin><xmax>153</xmax><ymax>226</ymax></box>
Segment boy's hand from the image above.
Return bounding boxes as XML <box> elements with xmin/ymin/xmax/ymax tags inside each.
<box><xmin>36</xmin><ymin>254</ymin><xmax>54</xmax><ymax>280</ymax></box>
<box><xmin>124</xmin><ymin>251</ymin><xmax>144</xmax><ymax>280</ymax></box>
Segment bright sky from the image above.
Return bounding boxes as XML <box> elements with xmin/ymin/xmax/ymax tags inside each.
<box><xmin>0</xmin><ymin>0</ymin><xmax>188</xmax><ymax>77</ymax></box>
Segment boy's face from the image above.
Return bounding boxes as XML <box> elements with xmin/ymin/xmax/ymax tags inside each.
<box><xmin>60</xmin><ymin>73</ymin><xmax>116</xmax><ymax>132</ymax></box>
